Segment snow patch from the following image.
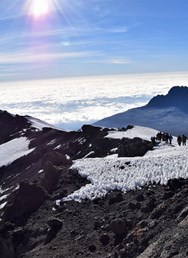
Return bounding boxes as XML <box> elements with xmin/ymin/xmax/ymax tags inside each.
<box><xmin>0</xmin><ymin>202</ymin><xmax>7</xmax><ymax>210</ymax></box>
<box><xmin>47</xmin><ymin>139</ymin><xmax>56</xmax><ymax>145</ymax></box>
<box><xmin>0</xmin><ymin>194</ymin><xmax>9</xmax><ymax>202</ymax></box>
<box><xmin>27</xmin><ymin>117</ymin><xmax>56</xmax><ymax>130</ymax></box>
<box><xmin>54</xmin><ymin>144</ymin><xmax>61</xmax><ymax>150</ymax></box>
<box><xmin>84</xmin><ymin>151</ymin><xmax>95</xmax><ymax>158</ymax></box>
<box><xmin>106</xmin><ymin>126</ymin><xmax>159</xmax><ymax>141</ymax></box>
<box><xmin>66</xmin><ymin>154</ymin><xmax>71</xmax><ymax>160</ymax></box>
<box><xmin>76</xmin><ymin>137</ymin><xmax>86</xmax><ymax>144</ymax></box>
<box><xmin>62</xmin><ymin>145</ymin><xmax>188</xmax><ymax>202</ymax></box>
<box><xmin>0</xmin><ymin>137</ymin><xmax>34</xmax><ymax>168</ymax></box>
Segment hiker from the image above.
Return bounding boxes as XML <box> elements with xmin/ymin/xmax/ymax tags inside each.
<box><xmin>151</xmin><ymin>136</ymin><xmax>156</xmax><ymax>145</ymax></box>
<box><xmin>162</xmin><ymin>133</ymin><xmax>166</xmax><ymax>141</ymax></box>
<box><xmin>169</xmin><ymin>134</ymin><xmax>173</xmax><ymax>145</ymax></box>
<box><xmin>182</xmin><ymin>135</ymin><xmax>187</xmax><ymax>146</ymax></box>
<box><xmin>156</xmin><ymin>132</ymin><xmax>162</xmax><ymax>141</ymax></box>
<box><xmin>177</xmin><ymin>135</ymin><xmax>182</xmax><ymax>146</ymax></box>
<box><xmin>165</xmin><ymin>133</ymin><xmax>169</xmax><ymax>144</ymax></box>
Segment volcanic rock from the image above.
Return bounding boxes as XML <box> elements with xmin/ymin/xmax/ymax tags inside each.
<box><xmin>3</xmin><ymin>182</ymin><xmax>48</xmax><ymax>225</ymax></box>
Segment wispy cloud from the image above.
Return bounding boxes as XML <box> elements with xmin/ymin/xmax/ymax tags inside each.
<box><xmin>107</xmin><ymin>58</ymin><xmax>132</xmax><ymax>64</ymax></box>
<box><xmin>0</xmin><ymin>50</ymin><xmax>94</xmax><ymax>64</ymax></box>
<box><xmin>107</xmin><ymin>27</ymin><xmax>128</xmax><ymax>33</ymax></box>
<box><xmin>84</xmin><ymin>57</ymin><xmax>132</xmax><ymax>65</ymax></box>
<box><xmin>0</xmin><ymin>13</ymin><xmax>23</xmax><ymax>21</ymax></box>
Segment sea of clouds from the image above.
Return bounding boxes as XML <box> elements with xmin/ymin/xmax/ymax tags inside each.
<box><xmin>0</xmin><ymin>72</ymin><xmax>188</xmax><ymax>130</ymax></box>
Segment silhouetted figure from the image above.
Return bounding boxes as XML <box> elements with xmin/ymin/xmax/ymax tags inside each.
<box><xmin>165</xmin><ymin>133</ymin><xmax>169</xmax><ymax>144</ymax></box>
<box><xmin>169</xmin><ymin>134</ymin><xmax>173</xmax><ymax>145</ymax></box>
<box><xmin>156</xmin><ymin>132</ymin><xmax>162</xmax><ymax>141</ymax></box>
<box><xmin>151</xmin><ymin>136</ymin><xmax>156</xmax><ymax>145</ymax></box>
<box><xmin>162</xmin><ymin>133</ymin><xmax>166</xmax><ymax>141</ymax></box>
<box><xmin>177</xmin><ymin>135</ymin><xmax>182</xmax><ymax>146</ymax></box>
<box><xmin>182</xmin><ymin>135</ymin><xmax>187</xmax><ymax>146</ymax></box>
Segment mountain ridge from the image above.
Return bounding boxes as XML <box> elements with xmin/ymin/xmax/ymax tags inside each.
<box><xmin>94</xmin><ymin>86</ymin><xmax>188</xmax><ymax>135</ymax></box>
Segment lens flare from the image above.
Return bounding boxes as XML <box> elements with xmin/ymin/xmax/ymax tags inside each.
<box><xmin>29</xmin><ymin>0</ymin><xmax>53</xmax><ymax>19</ymax></box>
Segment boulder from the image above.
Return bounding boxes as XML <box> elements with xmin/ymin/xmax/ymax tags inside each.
<box><xmin>81</xmin><ymin>125</ymin><xmax>102</xmax><ymax>137</ymax></box>
<box><xmin>110</xmin><ymin>219</ymin><xmax>129</xmax><ymax>235</ymax></box>
<box><xmin>109</xmin><ymin>192</ymin><xmax>123</xmax><ymax>205</ymax></box>
<box><xmin>42</xmin><ymin>151</ymin><xmax>72</xmax><ymax>166</ymax></box>
<box><xmin>47</xmin><ymin>218</ymin><xmax>62</xmax><ymax>230</ymax></box>
<box><xmin>3</xmin><ymin>182</ymin><xmax>48</xmax><ymax>225</ymax></box>
<box><xmin>99</xmin><ymin>233</ymin><xmax>110</xmax><ymax>246</ymax></box>
<box><xmin>40</xmin><ymin>161</ymin><xmax>60</xmax><ymax>193</ymax></box>
<box><xmin>45</xmin><ymin>217</ymin><xmax>63</xmax><ymax>244</ymax></box>
<box><xmin>118</xmin><ymin>137</ymin><xmax>153</xmax><ymax>157</ymax></box>
<box><xmin>167</xmin><ymin>178</ymin><xmax>183</xmax><ymax>191</ymax></box>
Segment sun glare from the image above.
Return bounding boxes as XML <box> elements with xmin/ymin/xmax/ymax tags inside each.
<box><xmin>30</xmin><ymin>0</ymin><xmax>53</xmax><ymax>19</ymax></box>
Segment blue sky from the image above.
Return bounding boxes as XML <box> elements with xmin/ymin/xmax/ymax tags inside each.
<box><xmin>0</xmin><ymin>0</ymin><xmax>188</xmax><ymax>81</ymax></box>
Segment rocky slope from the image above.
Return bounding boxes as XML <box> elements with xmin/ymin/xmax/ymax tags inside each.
<box><xmin>94</xmin><ymin>86</ymin><xmax>188</xmax><ymax>136</ymax></box>
<box><xmin>0</xmin><ymin>110</ymin><xmax>188</xmax><ymax>258</ymax></box>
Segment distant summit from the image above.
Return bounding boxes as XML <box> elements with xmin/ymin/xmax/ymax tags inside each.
<box><xmin>94</xmin><ymin>86</ymin><xmax>188</xmax><ymax>135</ymax></box>
<box><xmin>147</xmin><ymin>86</ymin><xmax>188</xmax><ymax>111</ymax></box>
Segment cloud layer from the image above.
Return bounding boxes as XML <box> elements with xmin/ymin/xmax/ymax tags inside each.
<box><xmin>0</xmin><ymin>72</ymin><xmax>188</xmax><ymax>130</ymax></box>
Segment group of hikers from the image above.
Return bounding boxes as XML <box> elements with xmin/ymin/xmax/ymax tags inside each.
<box><xmin>155</xmin><ymin>132</ymin><xmax>173</xmax><ymax>144</ymax></box>
<box><xmin>177</xmin><ymin>134</ymin><xmax>187</xmax><ymax>146</ymax></box>
<box><xmin>151</xmin><ymin>131</ymin><xmax>187</xmax><ymax>146</ymax></box>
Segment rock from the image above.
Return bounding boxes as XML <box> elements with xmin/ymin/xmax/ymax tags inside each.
<box><xmin>137</xmin><ymin>219</ymin><xmax>156</xmax><ymax>230</ymax></box>
<box><xmin>109</xmin><ymin>192</ymin><xmax>123</xmax><ymax>205</ymax></box>
<box><xmin>0</xmin><ymin>222</ymin><xmax>15</xmax><ymax>237</ymax></box>
<box><xmin>45</xmin><ymin>218</ymin><xmax>62</xmax><ymax>244</ymax></box>
<box><xmin>3</xmin><ymin>182</ymin><xmax>48</xmax><ymax>225</ymax></box>
<box><xmin>110</xmin><ymin>219</ymin><xmax>128</xmax><ymax>235</ymax></box>
<box><xmin>0</xmin><ymin>235</ymin><xmax>15</xmax><ymax>258</ymax></box>
<box><xmin>162</xmin><ymin>190</ymin><xmax>174</xmax><ymax>200</ymax></box>
<box><xmin>137</xmin><ymin>220</ymin><xmax>148</xmax><ymax>228</ymax></box>
<box><xmin>136</xmin><ymin>194</ymin><xmax>145</xmax><ymax>202</ymax></box>
<box><xmin>12</xmin><ymin>228</ymin><xmax>25</xmax><ymax>247</ymax></box>
<box><xmin>81</xmin><ymin>125</ymin><xmax>102</xmax><ymax>137</ymax></box>
<box><xmin>178</xmin><ymin>206</ymin><xmax>188</xmax><ymax>220</ymax></box>
<box><xmin>40</xmin><ymin>161</ymin><xmax>60</xmax><ymax>193</ymax></box>
<box><xmin>150</xmin><ymin>203</ymin><xmax>165</xmax><ymax>219</ymax></box>
<box><xmin>168</xmin><ymin>178</ymin><xmax>183</xmax><ymax>191</ymax></box>
<box><xmin>42</xmin><ymin>151</ymin><xmax>72</xmax><ymax>166</ymax></box>
<box><xmin>47</xmin><ymin>218</ymin><xmax>62</xmax><ymax>230</ymax></box>
<box><xmin>118</xmin><ymin>137</ymin><xmax>153</xmax><ymax>157</ymax></box>
<box><xmin>99</xmin><ymin>233</ymin><xmax>110</xmax><ymax>246</ymax></box>
<box><xmin>88</xmin><ymin>244</ymin><xmax>97</xmax><ymax>252</ymax></box>
<box><xmin>128</xmin><ymin>202</ymin><xmax>141</xmax><ymax>211</ymax></box>
<box><xmin>0</xmin><ymin>111</ymin><xmax>30</xmax><ymax>144</ymax></box>
<box><xmin>93</xmin><ymin>221</ymin><xmax>101</xmax><ymax>230</ymax></box>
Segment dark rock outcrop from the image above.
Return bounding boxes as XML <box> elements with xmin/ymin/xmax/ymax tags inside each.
<box><xmin>0</xmin><ymin>111</ymin><xmax>30</xmax><ymax>144</ymax></box>
<box><xmin>118</xmin><ymin>137</ymin><xmax>153</xmax><ymax>157</ymax></box>
<box><xmin>45</xmin><ymin>218</ymin><xmax>62</xmax><ymax>244</ymax></box>
<box><xmin>42</xmin><ymin>151</ymin><xmax>72</xmax><ymax>166</ymax></box>
<box><xmin>0</xmin><ymin>235</ymin><xmax>15</xmax><ymax>258</ymax></box>
<box><xmin>3</xmin><ymin>182</ymin><xmax>48</xmax><ymax>225</ymax></box>
<box><xmin>40</xmin><ymin>161</ymin><xmax>60</xmax><ymax>193</ymax></box>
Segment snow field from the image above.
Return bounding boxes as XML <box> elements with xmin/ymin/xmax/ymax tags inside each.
<box><xmin>63</xmin><ymin>144</ymin><xmax>188</xmax><ymax>202</ymax></box>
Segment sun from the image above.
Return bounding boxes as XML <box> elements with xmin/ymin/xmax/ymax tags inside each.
<box><xmin>29</xmin><ymin>0</ymin><xmax>53</xmax><ymax>19</ymax></box>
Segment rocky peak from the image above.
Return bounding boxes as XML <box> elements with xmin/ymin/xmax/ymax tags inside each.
<box><xmin>147</xmin><ymin>86</ymin><xmax>188</xmax><ymax>111</ymax></box>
